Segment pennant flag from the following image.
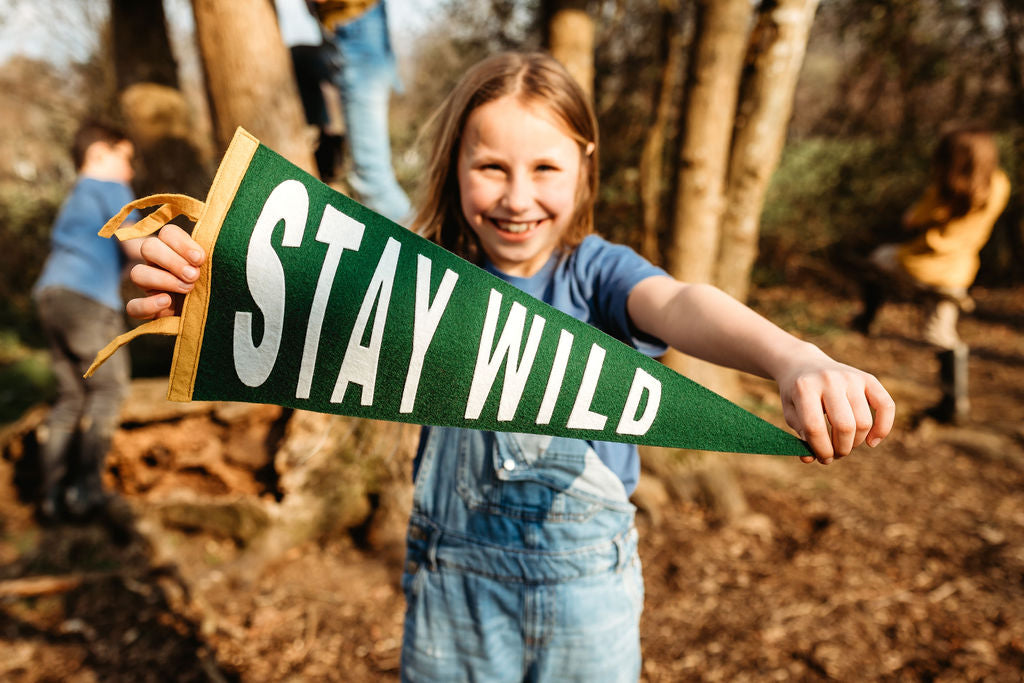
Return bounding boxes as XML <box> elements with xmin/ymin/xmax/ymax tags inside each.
<box><xmin>87</xmin><ymin>128</ymin><xmax>811</xmax><ymax>457</ymax></box>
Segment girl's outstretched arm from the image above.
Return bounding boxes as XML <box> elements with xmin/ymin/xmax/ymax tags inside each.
<box><xmin>627</xmin><ymin>276</ymin><xmax>895</xmax><ymax>464</ymax></box>
<box><xmin>126</xmin><ymin>224</ymin><xmax>206</xmax><ymax>320</ymax></box>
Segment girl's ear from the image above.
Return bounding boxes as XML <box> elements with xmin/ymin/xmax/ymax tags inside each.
<box><xmin>584</xmin><ymin>142</ymin><xmax>595</xmax><ymax>157</ymax></box>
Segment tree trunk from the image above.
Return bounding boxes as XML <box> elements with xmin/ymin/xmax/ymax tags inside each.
<box><xmin>110</xmin><ymin>0</ymin><xmax>213</xmax><ymax>199</ymax></box>
<box><xmin>190</xmin><ymin>0</ymin><xmax>316</xmax><ymax>174</ymax></box>
<box><xmin>544</xmin><ymin>0</ymin><xmax>595</xmax><ymax>100</ymax></box>
<box><xmin>666</xmin><ymin>0</ymin><xmax>752</xmax><ymax>286</ymax></box>
<box><xmin>716</xmin><ymin>0</ymin><xmax>820</xmax><ymax>303</ymax></box>
<box><xmin>655</xmin><ymin>0</ymin><xmax>754</xmax><ymax>523</ymax></box>
<box><xmin>662</xmin><ymin>0</ymin><xmax>751</xmax><ymax>395</ymax></box>
<box><xmin>639</xmin><ymin>0</ymin><xmax>686</xmax><ymax>263</ymax></box>
<box><xmin>997</xmin><ymin>0</ymin><xmax>1024</xmax><ymax>283</ymax></box>
<box><xmin>110</xmin><ymin>0</ymin><xmax>178</xmax><ymax>91</ymax></box>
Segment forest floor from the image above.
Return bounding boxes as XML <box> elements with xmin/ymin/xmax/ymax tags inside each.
<box><xmin>1</xmin><ymin>284</ymin><xmax>1023</xmax><ymax>682</ymax></box>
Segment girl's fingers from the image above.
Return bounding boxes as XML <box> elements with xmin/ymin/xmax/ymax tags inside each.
<box><xmin>864</xmin><ymin>376</ymin><xmax>896</xmax><ymax>447</ymax></box>
<box><xmin>785</xmin><ymin>369</ymin><xmax>894</xmax><ymax>465</ymax></box>
<box><xmin>126</xmin><ymin>292</ymin><xmax>176</xmax><ymax>320</ymax></box>
<box><xmin>156</xmin><ymin>224</ymin><xmax>205</xmax><ymax>267</ymax></box>
<box><xmin>822</xmin><ymin>384</ymin><xmax>857</xmax><ymax>458</ymax></box>
<box><xmin>847</xmin><ymin>384</ymin><xmax>876</xmax><ymax>453</ymax></box>
<box><xmin>792</xmin><ymin>381</ymin><xmax>835</xmax><ymax>463</ymax></box>
<box><xmin>138</xmin><ymin>236</ymin><xmax>200</xmax><ymax>285</ymax></box>
<box><xmin>782</xmin><ymin>402</ymin><xmax>817</xmax><ymax>464</ymax></box>
<box><xmin>130</xmin><ymin>263</ymin><xmax>195</xmax><ymax>295</ymax></box>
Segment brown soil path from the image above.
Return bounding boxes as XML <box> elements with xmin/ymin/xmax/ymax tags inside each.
<box><xmin>1</xmin><ymin>285</ymin><xmax>1023</xmax><ymax>681</ymax></box>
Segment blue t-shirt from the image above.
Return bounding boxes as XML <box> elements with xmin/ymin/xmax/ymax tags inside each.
<box><xmin>417</xmin><ymin>234</ymin><xmax>669</xmax><ymax>495</ymax></box>
<box><xmin>34</xmin><ymin>177</ymin><xmax>137</xmax><ymax>311</ymax></box>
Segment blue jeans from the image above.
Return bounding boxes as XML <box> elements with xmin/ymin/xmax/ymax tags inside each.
<box><xmin>35</xmin><ymin>287</ymin><xmax>129</xmax><ymax>505</ymax></box>
<box><xmin>328</xmin><ymin>0</ymin><xmax>411</xmax><ymax>223</ymax></box>
<box><xmin>401</xmin><ymin>429</ymin><xmax>644</xmax><ymax>682</ymax></box>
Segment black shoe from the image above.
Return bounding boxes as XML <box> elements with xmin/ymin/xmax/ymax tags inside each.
<box><xmin>38</xmin><ymin>488</ymin><xmax>66</xmax><ymax>523</ymax></box>
<box><xmin>850</xmin><ymin>311</ymin><xmax>874</xmax><ymax>336</ymax></box>
<box><xmin>64</xmin><ymin>482</ymin><xmax>110</xmax><ymax>520</ymax></box>
<box><xmin>923</xmin><ymin>395</ymin><xmax>969</xmax><ymax>425</ymax></box>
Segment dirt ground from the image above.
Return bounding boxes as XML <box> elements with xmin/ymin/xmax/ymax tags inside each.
<box><xmin>1</xmin><ymin>284</ymin><xmax>1023</xmax><ymax>682</ymax></box>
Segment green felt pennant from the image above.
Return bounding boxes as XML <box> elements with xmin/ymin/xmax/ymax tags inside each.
<box><xmin>89</xmin><ymin>128</ymin><xmax>811</xmax><ymax>457</ymax></box>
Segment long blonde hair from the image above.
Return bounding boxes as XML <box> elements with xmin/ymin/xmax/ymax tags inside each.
<box><xmin>411</xmin><ymin>52</ymin><xmax>599</xmax><ymax>264</ymax></box>
<box><xmin>933</xmin><ymin>128</ymin><xmax>1000</xmax><ymax>218</ymax></box>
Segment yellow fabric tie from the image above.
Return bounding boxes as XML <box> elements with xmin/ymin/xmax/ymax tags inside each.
<box><xmin>82</xmin><ymin>193</ymin><xmax>206</xmax><ymax>379</ymax></box>
<box><xmin>84</xmin><ymin>316</ymin><xmax>181</xmax><ymax>378</ymax></box>
<box><xmin>99</xmin><ymin>193</ymin><xmax>205</xmax><ymax>240</ymax></box>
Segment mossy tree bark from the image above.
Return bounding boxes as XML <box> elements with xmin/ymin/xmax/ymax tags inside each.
<box><xmin>189</xmin><ymin>0</ymin><xmax>316</xmax><ymax>175</ymax></box>
<box><xmin>543</xmin><ymin>0</ymin><xmax>595</xmax><ymax>100</ymax></box>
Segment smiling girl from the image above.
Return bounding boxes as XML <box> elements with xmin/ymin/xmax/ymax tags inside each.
<box><xmin>127</xmin><ymin>52</ymin><xmax>894</xmax><ymax>682</ymax></box>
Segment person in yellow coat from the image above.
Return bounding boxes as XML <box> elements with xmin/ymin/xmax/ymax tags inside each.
<box><xmin>852</xmin><ymin>128</ymin><xmax>1010</xmax><ymax>423</ymax></box>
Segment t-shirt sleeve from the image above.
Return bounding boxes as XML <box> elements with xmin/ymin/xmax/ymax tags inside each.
<box><xmin>578</xmin><ymin>236</ymin><xmax>670</xmax><ymax>356</ymax></box>
<box><xmin>98</xmin><ymin>182</ymin><xmax>140</xmax><ymax>226</ymax></box>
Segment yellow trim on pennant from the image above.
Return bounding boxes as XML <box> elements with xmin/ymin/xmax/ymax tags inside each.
<box><xmin>167</xmin><ymin>127</ymin><xmax>260</xmax><ymax>402</ymax></box>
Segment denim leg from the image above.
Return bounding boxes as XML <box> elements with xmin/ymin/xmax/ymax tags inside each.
<box><xmin>402</xmin><ymin>556</ymin><xmax>644</xmax><ymax>683</ymax></box>
<box><xmin>35</xmin><ymin>289</ymin><xmax>128</xmax><ymax>486</ymax></box>
<box><xmin>401</xmin><ymin>566</ymin><xmax>525</xmax><ymax>683</ymax></box>
<box><xmin>406</xmin><ymin>428</ymin><xmax>644</xmax><ymax>681</ymax></box>
<box><xmin>329</xmin><ymin>1</ymin><xmax>411</xmax><ymax>223</ymax></box>
<box><xmin>528</xmin><ymin>554</ymin><xmax>644</xmax><ymax>682</ymax></box>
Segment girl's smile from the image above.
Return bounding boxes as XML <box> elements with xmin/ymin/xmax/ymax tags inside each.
<box><xmin>457</xmin><ymin>95</ymin><xmax>585</xmax><ymax>277</ymax></box>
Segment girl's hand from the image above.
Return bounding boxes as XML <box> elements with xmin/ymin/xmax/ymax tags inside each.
<box><xmin>126</xmin><ymin>224</ymin><xmax>206</xmax><ymax>320</ymax></box>
<box><xmin>775</xmin><ymin>351</ymin><xmax>895</xmax><ymax>464</ymax></box>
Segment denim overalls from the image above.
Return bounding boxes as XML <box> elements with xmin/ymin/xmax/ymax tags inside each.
<box><xmin>400</xmin><ymin>427</ymin><xmax>644</xmax><ymax>682</ymax></box>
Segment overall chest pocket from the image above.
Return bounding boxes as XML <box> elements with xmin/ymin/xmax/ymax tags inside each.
<box><xmin>456</xmin><ymin>431</ymin><xmax>632</xmax><ymax>522</ymax></box>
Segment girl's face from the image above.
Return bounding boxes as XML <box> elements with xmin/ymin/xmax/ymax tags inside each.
<box><xmin>457</xmin><ymin>95</ymin><xmax>584</xmax><ymax>277</ymax></box>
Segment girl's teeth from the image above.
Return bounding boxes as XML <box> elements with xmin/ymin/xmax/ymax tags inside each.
<box><xmin>497</xmin><ymin>220</ymin><xmax>533</xmax><ymax>233</ymax></box>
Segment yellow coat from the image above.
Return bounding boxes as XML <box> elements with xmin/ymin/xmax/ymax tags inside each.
<box><xmin>312</xmin><ymin>0</ymin><xmax>378</xmax><ymax>32</ymax></box>
<box><xmin>898</xmin><ymin>169</ymin><xmax>1010</xmax><ymax>290</ymax></box>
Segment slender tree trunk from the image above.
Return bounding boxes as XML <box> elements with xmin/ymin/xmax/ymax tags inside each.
<box><xmin>111</xmin><ymin>0</ymin><xmax>179</xmax><ymax>91</ymax></box>
<box><xmin>667</xmin><ymin>0</ymin><xmax>752</xmax><ymax>286</ymax></box>
<box><xmin>110</xmin><ymin>0</ymin><xmax>178</xmax><ymax>91</ymax></box>
<box><xmin>997</xmin><ymin>0</ymin><xmax>1024</xmax><ymax>282</ymax></box>
<box><xmin>651</xmin><ymin>0</ymin><xmax>755</xmax><ymax>526</ymax></box>
<box><xmin>111</xmin><ymin>0</ymin><xmax>212</xmax><ymax>199</ymax></box>
<box><xmin>544</xmin><ymin>0</ymin><xmax>595</xmax><ymax>99</ymax></box>
<box><xmin>716</xmin><ymin>0</ymin><xmax>819</xmax><ymax>302</ymax></box>
<box><xmin>663</xmin><ymin>0</ymin><xmax>751</xmax><ymax>396</ymax></box>
<box><xmin>639</xmin><ymin>0</ymin><xmax>685</xmax><ymax>263</ymax></box>
<box><xmin>190</xmin><ymin>0</ymin><xmax>316</xmax><ymax>174</ymax></box>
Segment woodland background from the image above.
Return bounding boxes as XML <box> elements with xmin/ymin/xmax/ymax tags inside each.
<box><xmin>1</xmin><ymin>0</ymin><xmax>1024</xmax><ymax>680</ymax></box>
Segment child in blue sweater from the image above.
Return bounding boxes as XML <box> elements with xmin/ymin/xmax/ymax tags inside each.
<box><xmin>126</xmin><ymin>53</ymin><xmax>893</xmax><ymax>682</ymax></box>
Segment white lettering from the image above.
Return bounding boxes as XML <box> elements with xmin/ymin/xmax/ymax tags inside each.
<box><xmin>331</xmin><ymin>238</ymin><xmax>401</xmax><ymax>405</ymax></box>
<box><xmin>566</xmin><ymin>343</ymin><xmax>608</xmax><ymax>430</ymax></box>
<box><xmin>296</xmin><ymin>205</ymin><xmax>365</xmax><ymax>399</ymax></box>
<box><xmin>615</xmin><ymin>368</ymin><xmax>662</xmax><ymax>436</ymax></box>
<box><xmin>465</xmin><ymin>289</ymin><xmax>546</xmax><ymax>421</ymax></box>
<box><xmin>234</xmin><ymin>180</ymin><xmax>308</xmax><ymax>387</ymax></box>
<box><xmin>400</xmin><ymin>255</ymin><xmax>459</xmax><ymax>413</ymax></box>
<box><xmin>536</xmin><ymin>329</ymin><xmax>574</xmax><ymax>425</ymax></box>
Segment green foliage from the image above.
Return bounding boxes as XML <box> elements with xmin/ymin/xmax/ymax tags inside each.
<box><xmin>763</xmin><ymin>136</ymin><xmax>931</xmax><ymax>248</ymax></box>
<box><xmin>757</xmin><ymin>136</ymin><xmax>930</xmax><ymax>288</ymax></box>
<box><xmin>758</xmin><ymin>133</ymin><xmax>1022</xmax><ymax>289</ymax></box>
<box><xmin>0</xmin><ymin>330</ymin><xmax>55</xmax><ymax>426</ymax></box>
<box><xmin>0</xmin><ymin>179</ymin><xmax>68</xmax><ymax>338</ymax></box>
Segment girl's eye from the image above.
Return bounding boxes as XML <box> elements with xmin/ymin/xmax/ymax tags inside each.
<box><xmin>536</xmin><ymin>164</ymin><xmax>559</xmax><ymax>173</ymax></box>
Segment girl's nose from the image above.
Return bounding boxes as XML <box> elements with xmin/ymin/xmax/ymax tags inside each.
<box><xmin>503</xmin><ymin>173</ymin><xmax>534</xmax><ymax>213</ymax></box>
